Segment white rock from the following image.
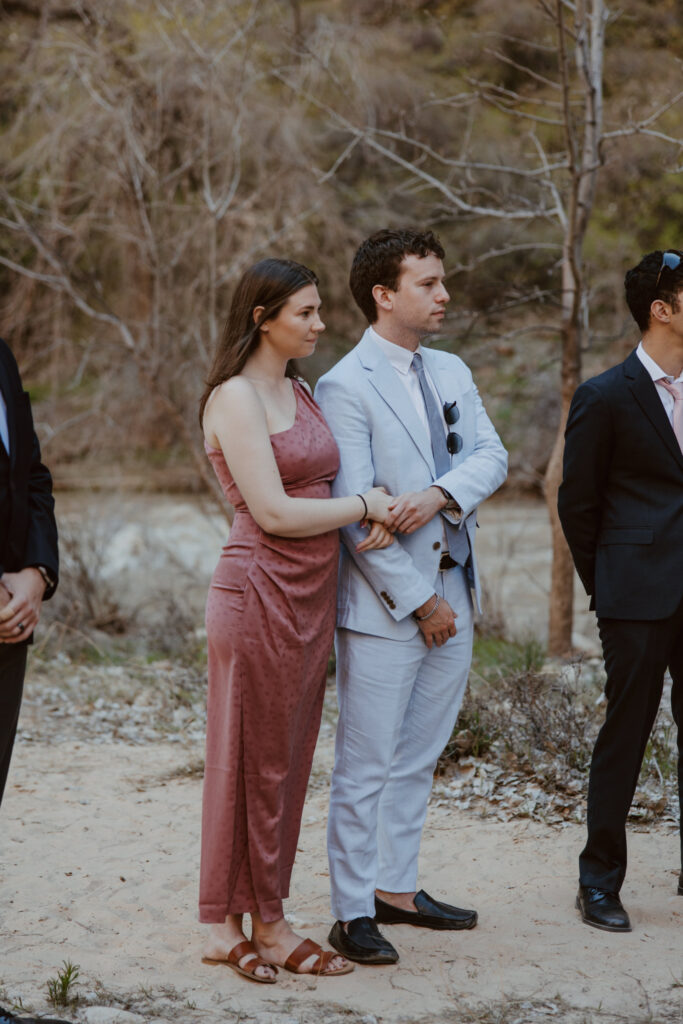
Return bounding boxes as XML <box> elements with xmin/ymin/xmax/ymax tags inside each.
<box><xmin>83</xmin><ymin>1008</ymin><xmax>146</xmax><ymax>1024</ymax></box>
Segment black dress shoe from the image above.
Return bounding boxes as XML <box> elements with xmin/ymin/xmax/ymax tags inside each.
<box><xmin>0</xmin><ymin>1009</ymin><xmax>73</xmax><ymax>1024</ymax></box>
<box><xmin>328</xmin><ymin>916</ymin><xmax>399</xmax><ymax>965</ymax></box>
<box><xmin>576</xmin><ymin>885</ymin><xmax>631</xmax><ymax>932</ymax></box>
<box><xmin>678</xmin><ymin>871</ymin><xmax>683</xmax><ymax>896</ymax></box>
<box><xmin>375</xmin><ymin>889</ymin><xmax>477</xmax><ymax>930</ymax></box>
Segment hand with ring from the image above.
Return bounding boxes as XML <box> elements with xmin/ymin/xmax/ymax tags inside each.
<box><xmin>0</xmin><ymin>568</ymin><xmax>47</xmax><ymax>644</ymax></box>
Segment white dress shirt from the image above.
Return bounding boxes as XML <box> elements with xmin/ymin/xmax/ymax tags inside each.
<box><xmin>369</xmin><ymin>326</ymin><xmax>462</xmax><ymax>537</ymax></box>
<box><xmin>368</xmin><ymin>327</ymin><xmax>448</xmax><ymax>440</ymax></box>
<box><xmin>636</xmin><ymin>341</ymin><xmax>683</xmax><ymax>426</ymax></box>
<box><xmin>0</xmin><ymin>388</ymin><xmax>9</xmax><ymax>455</ymax></box>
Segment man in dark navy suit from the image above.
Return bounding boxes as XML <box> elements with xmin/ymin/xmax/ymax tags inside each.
<box><xmin>559</xmin><ymin>250</ymin><xmax>683</xmax><ymax>932</ymax></box>
<box><xmin>0</xmin><ymin>337</ymin><xmax>58</xmax><ymax>808</ymax></box>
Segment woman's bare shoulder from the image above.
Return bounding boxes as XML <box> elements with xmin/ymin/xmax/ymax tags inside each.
<box><xmin>203</xmin><ymin>377</ymin><xmax>267</xmax><ymax>445</ymax></box>
<box><xmin>208</xmin><ymin>376</ymin><xmax>264</xmax><ymax>415</ymax></box>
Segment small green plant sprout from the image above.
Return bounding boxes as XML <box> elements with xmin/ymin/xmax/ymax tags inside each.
<box><xmin>46</xmin><ymin>960</ymin><xmax>80</xmax><ymax>1008</ymax></box>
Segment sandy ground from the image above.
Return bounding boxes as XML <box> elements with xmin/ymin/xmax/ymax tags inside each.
<box><xmin>2</xmin><ymin>497</ymin><xmax>681</xmax><ymax>1023</ymax></box>
<box><xmin>2</xmin><ymin>721</ymin><xmax>683</xmax><ymax>1024</ymax></box>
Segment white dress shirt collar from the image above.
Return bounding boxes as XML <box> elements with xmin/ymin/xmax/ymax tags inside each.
<box><xmin>636</xmin><ymin>340</ymin><xmax>683</xmax><ymax>384</ymax></box>
<box><xmin>368</xmin><ymin>325</ymin><xmax>423</xmax><ymax>375</ymax></box>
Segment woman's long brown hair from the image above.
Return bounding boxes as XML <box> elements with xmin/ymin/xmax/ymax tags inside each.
<box><xmin>199</xmin><ymin>258</ymin><xmax>319</xmax><ymax>427</ymax></box>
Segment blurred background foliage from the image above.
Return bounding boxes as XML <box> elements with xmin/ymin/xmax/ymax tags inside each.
<box><xmin>0</xmin><ymin>0</ymin><xmax>681</xmax><ymax>496</ymax></box>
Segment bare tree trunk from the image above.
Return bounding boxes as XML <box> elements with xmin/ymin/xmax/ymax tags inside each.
<box><xmin>545</xmin><ymin>306</ymin><xmax>581</xmax><ymax>655</ymax></box>
<box><xmin>545</xmin><ymin>0</ymin><xmax>605</xmax><ymax>656</ymax></box>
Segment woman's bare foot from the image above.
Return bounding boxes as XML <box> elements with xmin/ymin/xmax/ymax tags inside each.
<box><xmin>202</xmin><ymin>914</ymin><xmax>277</xmax><ymax>981</ymax></box>
<box><xmin>251</xmin><ymin>914</ymin><xmax>351</xmax><ymax>975</ymax></box>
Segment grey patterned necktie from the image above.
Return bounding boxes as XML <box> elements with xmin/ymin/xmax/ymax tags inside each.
<box><xmin>411</xmin><ymin>351</ymin><xmax>449</xmax><ymax>476</ymax></box>
<box><xmin>411</xmin><ymin>351</ymin><xmax>470</xmax><ymax>567</ymax></box>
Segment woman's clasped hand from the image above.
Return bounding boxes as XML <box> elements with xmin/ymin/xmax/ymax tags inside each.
<box><xmin>355</xmin><ymin>485</ymin><xmax>396</xmax><ymax>551</ymax></box>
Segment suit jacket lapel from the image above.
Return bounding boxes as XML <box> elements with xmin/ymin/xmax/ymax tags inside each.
<box><xmin>420</xmin><ymin>346</ymin><xmax>458</xmax><ymax>408</ymax></box>
<box><xmin>356</xmin><ymin>331</ymin><xmax>435</xmax><ymax>474</ymax></box>
<box><xmin>624</xmin><ymin>350</ymin><xmax>683</xmax><ymax>469</ymax></box>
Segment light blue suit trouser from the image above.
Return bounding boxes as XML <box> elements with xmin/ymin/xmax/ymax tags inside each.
<box><xmin>327</xmin><ymin>565</ymin><xmax>473</xmax><ymax>921</ymax></box>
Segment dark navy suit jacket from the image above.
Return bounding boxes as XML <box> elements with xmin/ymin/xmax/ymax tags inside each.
<box><xmin>558</xmin><ymin>348</ymin><xmax>683</xmax><ymax>620</ymax></box>
<box><xmin>0</xmin><ymin>338</ymin><xmax>58</xmax><ymax>598</ymax></box>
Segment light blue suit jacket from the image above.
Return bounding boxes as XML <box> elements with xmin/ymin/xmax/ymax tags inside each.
<box><xmin>315</xmin><ymin>329</ymin><xmax>508</xmax><ymax>640</ymax></box>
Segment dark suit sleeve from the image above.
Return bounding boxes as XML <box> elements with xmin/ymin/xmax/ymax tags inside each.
<box><xmin>0</xmin><ymin>340</ymin><xmax>59</xmax><ymax>597</ymax></box>
<box><xmin>557</xmin><ymin>381</ymin><xmax>613</xmax><ymax>597</ymax></box>
<box><xmin>24</xmin><ymin>428</ymin><xmax>59</xmax><ymax>598</ymax></box>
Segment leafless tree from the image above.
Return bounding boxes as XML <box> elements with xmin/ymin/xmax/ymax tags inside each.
<box><xmin>290</xmin><ymin>0</ymin><xmax>682</xmax><ymax>654</ymax></box>
<box><xmin>0</xmin><ymin>0</ymin><xmax>334</xmax><ymax>509</ymax></box>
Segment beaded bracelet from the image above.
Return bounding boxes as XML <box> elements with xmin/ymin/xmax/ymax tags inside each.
<box><xmin>414</xmin><ymin>594</ymin><xmax>441</xmax><ymax>621</ymax></box>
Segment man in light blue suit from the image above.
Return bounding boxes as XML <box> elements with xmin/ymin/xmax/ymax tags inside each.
<box><xmin>315</xmin><ymin>229</ymin><xmax>507</xmax><ymax>965</ymax></box>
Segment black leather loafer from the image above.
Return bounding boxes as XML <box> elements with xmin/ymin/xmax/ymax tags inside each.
<box><xmin>328</xmin><ymin>916</ymin><xmax>399</xmax><ymax>964</ymax></box>
<box><xmin>576</xmin><ymin>885</ymin><xmax>631</xmax><ymax>932</ymax></box>
<box><xmin>0</xmin><ymin>1008</ymin><xmax>73</xmax><ymax>1024</ymax></box>
<box><xmin>375</xmin><ymin>889</ymin><xmax>477</xmax><ymax>930</ymax></box>
<box><xmin>678</xmin><ymin>871</ymin><xmax>683</xmax><ymax>896</ymax></box>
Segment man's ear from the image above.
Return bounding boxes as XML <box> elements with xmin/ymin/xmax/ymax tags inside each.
<box><xmin>650</xmin><ymin>298</ymin><xmax>673</xmax><ymax>325</ymax></box>
<box><xmin>372</xmin><ymin>283</ymin><xmax>394</xmax><ymax>314</ymax></box>
<box><xmin>253</xmin><ymin>305</ymin><xmax>267</xmax><ymax>330</ymax></box>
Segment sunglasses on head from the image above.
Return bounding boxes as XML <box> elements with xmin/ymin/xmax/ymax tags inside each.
<box><xmin>655</xmin><ymin>251</ymin><xmax>682</xmax><ymax>291</ymax></box>
<box><xmin>443</xmin><ymin>400</ymin><xmax>463</xmax><ymax>455</ymax></box>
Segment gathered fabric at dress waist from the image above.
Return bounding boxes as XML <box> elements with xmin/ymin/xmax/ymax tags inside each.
<box><xmin>212</xmin><ymin>484</ymin><xmax>339</xmax><ymax>596</ymax></box>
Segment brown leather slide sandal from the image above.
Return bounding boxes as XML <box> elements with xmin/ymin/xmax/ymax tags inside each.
<box><xmin>283</xmin><ymin>937</ymin><xmax>354</xmax><ymax>976</ymax></box>
<box><xmin>202</xmin><ymin>939</ymin><xmax>278</xmax><ymax>983</ymax></box>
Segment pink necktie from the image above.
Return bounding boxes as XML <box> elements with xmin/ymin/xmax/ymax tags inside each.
<box><xmin>657</xmin><ymin>377</ymin><xmax>683</xmax><ymax>454</ymax></box>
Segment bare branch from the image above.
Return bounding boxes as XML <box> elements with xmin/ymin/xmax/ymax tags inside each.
<box><xmin>362</xmin><ymin>133</ymin><xmax>555</xmax><ymax>220</ymax></box>
<box><xmin>318</xmin><ymin>134</ymin><xmax>361</xmax><ymax>183</ymax></box>
<box><xmin>0</xmin><ymin>255</ymin><xmax>65</xmax><ymax>287</ymax></box>
<box><xmin>273</xmin><ymin>70</ymin><xmax>559</xmax><ymax>220</ymax></box>
<box><xmin>483</xmin><ymin>47</ymin><xmax>562</xmax><ymax>91</ymax></box>
<box><xmin>557</xmin><ymin>0</ymin><xmax>578</xmax><ymax>175</ymax></box>
<box><xmin>602</xmin><ymin>89</ymin><xmax>683</xmax><ymax>143</ymax></box>
<box><xmin>472</xmin><ymin>86</ymin><xmax>568</xmax><ymax>125</ymax></box>
<box><xmin>530</xmin><ymin>133</ymin><xmax>567</xmax><ymax>229</ymax></box>
<box><xmin>366</xmin><ymin>127</ymin><xmax>569</xmax><ymax>179</ymax></box>
<box><xmin>446</xmin><ymin>242</ymin><xmax>563</xmax><ymax>277</ymax></box>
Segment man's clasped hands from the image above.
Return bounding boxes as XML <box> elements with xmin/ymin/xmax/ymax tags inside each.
<box><xmin>0</xmin><ymin>568</ymin><xmax>48</xmax><ymax>644</ymax></box>
<box><xmin>357</xmin><ymin>483</ymin><xmax>458</xmax><ymax>650</ymax></box>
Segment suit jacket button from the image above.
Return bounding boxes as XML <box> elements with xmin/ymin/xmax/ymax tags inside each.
<box><xmin>432</xmin><ymin>541</ymin><xmax>440</xmax><ymax>550</ymax></box>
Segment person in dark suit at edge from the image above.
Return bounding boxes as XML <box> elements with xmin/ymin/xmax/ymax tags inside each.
<box><xmin>0</xmin><ymin>336</ymin><xmax>58</xmax><ymax>810</ymax></box>
<box><xmin>558</xmin><ymin>250</ymin><xmax>683</xmax><ymax>932</ymax></box>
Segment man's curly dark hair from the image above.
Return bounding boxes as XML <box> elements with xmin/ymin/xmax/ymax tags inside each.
<box><xmin>624</xmin><ymin>249</ymin><xmax>683</xmax><ymax>332</ymax></box>
<box><xmin>350</xmin><ymin>228</ymin><xmax>445</xmax><ymax>323</ymax></box>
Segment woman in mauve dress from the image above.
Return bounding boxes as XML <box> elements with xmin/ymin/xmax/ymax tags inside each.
<box><xmin>198</xmin><ymin>259</ymin><xmax>394</xmax><ymax>982</ymax></box>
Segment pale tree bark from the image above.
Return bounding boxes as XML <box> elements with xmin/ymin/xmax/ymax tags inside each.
<box><xmin>544</xmin><ymin>0</ymin><xmax>607</xmax><ymax>655</ymax></box>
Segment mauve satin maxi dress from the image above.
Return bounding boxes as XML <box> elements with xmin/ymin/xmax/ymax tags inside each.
<box><xmin>199</xmin><ymin>381</ymin><xmax>341</xmax><ymax>924</ymax></box>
